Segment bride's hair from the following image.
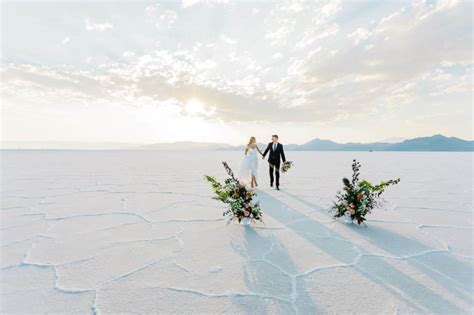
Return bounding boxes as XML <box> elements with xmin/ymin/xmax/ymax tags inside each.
<box><xmin>245</xmin><ymin>137</ymin><xmax>256</xmax><ymax>154</ymax></box>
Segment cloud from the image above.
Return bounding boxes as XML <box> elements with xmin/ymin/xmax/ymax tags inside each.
<box><xmin>2</xmin><ymin>0</ymin><xmax>472</xmax><ymax>131</ymax></box>
<box><xmin>182</xmin><ymin>0</ymin><xmax>201</xmax><ymax>8</ymax></box>
<box><xmin>306</xmin><ymin>1</ymin><xmax>472</xmax><ymax>88</ymax></box>
<box><xmin>182</xmin><ymin>0</ymin><xmax>229</xmax><ymax>9</ymax></box>
<box><xmin>161</xmin><ymin>10</ymin><xmax>178</xmax><ymax>28</ymax></box>
<box><xmin>272</xmin><ymin>52</ymin><xmax>283</xmax><ymax>59</ymax></box>
<box><xmin>144</xmin><ymin>4</ymin><xmax>177</xmax><ymax>30</ymax></box>
<box><xmin>220</xmin><ymin>35</ymin><xmax>237</xmax><ymax>45</ymax></box>
<box><xmin>84</xmin><ymin>18</ymin><xmax>114</xmax><ymax>31</ymax></box>
<box><xmin>264</xmin><ymin>0</ymin><xmax>341</xmax><ymax>48</ymax></box>
<box><xmin>347</xmin><ymin>28</ymin><xmax>371</xmax><ymax>45</ymax></box>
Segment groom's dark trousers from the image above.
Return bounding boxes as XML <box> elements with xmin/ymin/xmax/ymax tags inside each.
<box><xmin>263</xmin><ymin>142</ymin><xmax>286</xmax><ymax>188</ymax></box>
<box><xmin>269</xmin><ymin>161</ymin><xmax>280</xmax><ymax>187</ymax></box>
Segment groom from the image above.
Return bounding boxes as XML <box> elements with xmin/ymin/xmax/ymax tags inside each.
<box><xmin>262</xmin><ymin>134</ymin><xmax>286</xmax><ymax>190</ymax></box>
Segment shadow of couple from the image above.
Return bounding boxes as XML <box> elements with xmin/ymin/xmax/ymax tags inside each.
<box><xmin>230</xmin><ymin>189</ymin><xmax>472</xmax><ymax>314</ymax></box>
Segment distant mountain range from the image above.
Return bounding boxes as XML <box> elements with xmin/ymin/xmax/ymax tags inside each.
<box><xmin>2</xmin><ymin>135</ymin><xmax>472</xmax><ymax>151</ymax></box>
<box><xmin>285</xmin><ymin>135</ymin><xmax>473</xmax><ymax>151</ymax></box>
<box><xmin>219</xmin><ymin>135</ymin><xmax>473</xmax><ymax>152</ymax></box>
<box><xmin>380</xmin><ymin>137</ymin><xmax>406</xmax><ymax>144</ymax></box>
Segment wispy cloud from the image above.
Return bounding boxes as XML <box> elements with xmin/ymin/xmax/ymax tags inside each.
<box><xmin>182</xmin><ymin>0</ymin><xmax>229</xmax><ymax>9</ymax></box>
<box><xmin>85</xmin><ymin>18</ymin><xmax>114</xmax><ymax>31</ymax></box>
<box><xmin>220</xmin><ymin>35</ymin><xmax>237</xmax><ymax>45</ymax></box>
<box><xmin>347</xmin><ymin>28</ymin><xmax>371</xmax><ymax>45</ymax></box>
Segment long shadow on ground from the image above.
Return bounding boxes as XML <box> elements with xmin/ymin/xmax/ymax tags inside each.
<box><xmin>229</xmin><ymin>226</ymin><xmax>319</xmax><ymax>314</ymax></box>
<box><xmin>281</xmin><ymin>189</ymin><xmax>474</xmax><ymax>307</ymax></box>
<box><xmin>256</xmin><ymin>189</ymin><xmax>467</xmax><ymax>313</ymax></box>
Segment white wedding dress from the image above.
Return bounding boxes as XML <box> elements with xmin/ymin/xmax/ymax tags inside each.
<box><xmin>238</xmin><ymin>147</ymin><xmax>258</xmax><ymax>186</ymax></box>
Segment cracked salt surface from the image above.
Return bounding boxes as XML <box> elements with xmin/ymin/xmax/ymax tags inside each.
<box><xmin>1</xmin><ymin>150</ymin><xmax>473</xmax><ymax>314</ymax></box>
<box><xmin>209</xmin><ymin>265</ymin><xmax>223</xmax><ymax>273</ymax></box>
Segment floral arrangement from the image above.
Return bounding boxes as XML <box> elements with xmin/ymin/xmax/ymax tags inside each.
<box><xmin>204</xmin><ymin>162</ymin><xmax>263</xmax><ymax>224</ymax></box>
<box><xmin>331</xmin><ymin>159</ymin><xmax>400</xmax><ymax>225</ymax></box>
<box><xmin>281</xmin><ymin>161</ymin><xmax>294</xmax><ymax>173</ymax></box>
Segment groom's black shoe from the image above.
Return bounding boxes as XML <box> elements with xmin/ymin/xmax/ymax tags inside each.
<box><xmin>270</xmin><ymin>182</ymin><xmax>273</xmax><ymax>187</ymax></box>
<box><xmin>276</xmin><ymin>186</ymin><xmax>280</xmax><ymax>190</ymax></box>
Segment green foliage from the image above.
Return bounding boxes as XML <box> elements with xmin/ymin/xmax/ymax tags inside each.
<box><xmin>281</xmin><ymin>161</ymin><xmax>294</xmax><ymax>173</ymax></box>
<box><xmin>331</xmin><ymin>160</ymin><xmax>400</xmax><ymax>225</ymax></box>
<box><xmin>204</xmin><ymin>162</ymin><xmax>263</xmax><ymax>224</ymax></box>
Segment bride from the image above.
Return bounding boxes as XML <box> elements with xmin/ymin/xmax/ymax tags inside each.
<box><xmin>238</xmin><ymin>137</ymin><xmax>263</xmax><ymax>188</ymax></box>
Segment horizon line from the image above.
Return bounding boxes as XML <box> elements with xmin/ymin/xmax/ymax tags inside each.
<box><xmin>1</xmin><ymin>133</ymin><xmax>473</xmax><ymax>146</ymax></box>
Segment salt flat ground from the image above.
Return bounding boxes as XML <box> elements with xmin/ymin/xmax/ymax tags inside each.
<box><xmin>1</xmin><ymin>150</ymin><xmax>473</xmax><ymax>314</ymax></box>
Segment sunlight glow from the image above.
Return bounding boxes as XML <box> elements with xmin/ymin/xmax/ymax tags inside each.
<box><xmin>185</xmin><ymin>99</ymin><xmax>205</xmax><ymax>115</ymax></box>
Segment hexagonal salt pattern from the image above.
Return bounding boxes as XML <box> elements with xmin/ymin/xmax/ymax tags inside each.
<box><xmin>1</xmin><ymin>151</ymin><xmax>472</xmax><ymax>313</ymax></box>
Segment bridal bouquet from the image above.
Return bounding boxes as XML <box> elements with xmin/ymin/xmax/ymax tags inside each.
<box><xmin>331</xmin><ymin>160</ymin><xmax>400</xmax><ymax>225</ymax></box>
<box><xmin>281</xmin><ymin>161</ymin><xmax>294</xmax><ymax>173</ymax></box>
<box><xmin>204</xmin><ymin>162</ymin><xmax>263</xmax><ymax>225</ymax></box>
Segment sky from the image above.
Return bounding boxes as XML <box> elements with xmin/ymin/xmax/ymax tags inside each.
<box><xmin>1</xmin><ymin>0</ymin><xmax>472</xmax><ymax>145</ymax></box>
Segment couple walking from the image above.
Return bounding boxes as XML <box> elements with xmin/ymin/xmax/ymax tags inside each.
<box><xmin>238</xmin><ymin>134</ymin><xmax>286</xmax><ymax>190</ymax></box>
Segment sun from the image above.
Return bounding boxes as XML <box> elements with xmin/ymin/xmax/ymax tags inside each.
<box><xmin>185</xmin><ymin>99</ymin><xmax>205</xmax><ymax>115</ymax></box>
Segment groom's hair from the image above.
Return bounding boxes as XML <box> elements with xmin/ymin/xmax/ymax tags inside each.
<box><xmin>272</xmin><ymin>134</ymin><xmax>279</xmax><ymax>139</ymax></box>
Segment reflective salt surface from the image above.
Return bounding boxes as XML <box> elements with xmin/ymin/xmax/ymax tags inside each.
<box><xmin>1</xmin><ymin>150</ymin><xmax>472</xmax><ymax>313</ymax></box>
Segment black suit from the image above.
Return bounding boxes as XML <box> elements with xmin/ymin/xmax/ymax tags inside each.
<box><xmin>262</xmin><ymin>142</ymin><xmax>286</xmax><ymax>187</ymax></box>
